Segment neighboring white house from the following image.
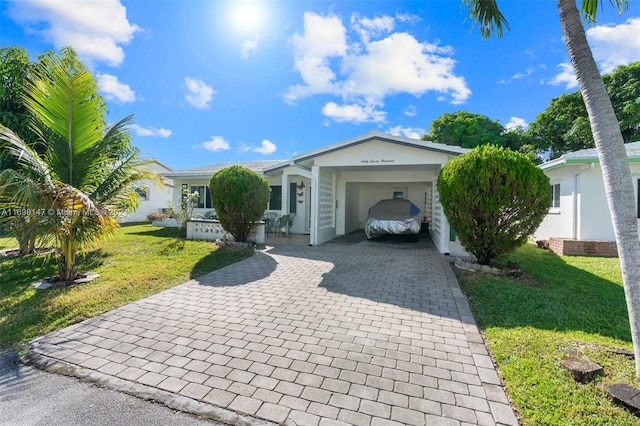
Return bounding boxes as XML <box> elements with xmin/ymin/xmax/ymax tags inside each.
<box><xmin>120</xmin><ymin>159</ymin><xmax>173</xmax><ymax>223</ymax></box>
<box><xmin>163</xmin><ymin>131</ymin><xmax>470</xmax><ymax>254</ymax></box>
<box><xmin>534</xmin><ymin>142</ymin><xmax>640</xmax><ymax>245</ymax></box>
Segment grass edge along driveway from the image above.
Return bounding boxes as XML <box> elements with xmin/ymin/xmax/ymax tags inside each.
<box><xmin>0</xmin><ymin>223</ymin><xmax>252</xmax><ymax>349</ymax></box>
<box><xmin>456</xmin><ymin>242</ymin><xmax>639</xmax><ymax>425</ymax></box>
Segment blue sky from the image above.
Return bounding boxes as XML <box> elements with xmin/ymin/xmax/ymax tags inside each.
<box><xmin>2</xmin><ymin>1</ymin><xmax>640</xmax><ymax>170</ymax></box>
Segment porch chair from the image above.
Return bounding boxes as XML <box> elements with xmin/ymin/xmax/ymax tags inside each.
<box><xmin>263</xmin><ymin>212</ymin><xmax>278</xmax><ymax>236</ymax></box>
<box><xmin>276</xmin><ymin>214</ymin><xmax>290</xmax><ymax>237</ymax></box>
<box><xmin>287</xmin><ymin>213</ymin><xmax>296</xmax><ymax>233</ymax></box>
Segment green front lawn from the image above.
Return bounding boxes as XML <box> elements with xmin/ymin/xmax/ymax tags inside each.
<box><xmin>456</xmin><ymin>243</ymin><xmax>639</xmax><ymax>425</ymax></box>
<box><xmin>0</xmin><ymin>233</ymin><xmax>16</xmax><ymax>250</ymax></box>
<box><xmin>0</xmin><ymin>223</ymin><xmax>252</xmax><ymax>349</ymax></box>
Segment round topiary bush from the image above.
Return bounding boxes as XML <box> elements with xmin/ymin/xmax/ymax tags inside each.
<box><xmin>437</xmin><ymin>145</ymin><xmax>549</xmax><ymax>264</ymax></box>
<box><xmin>209</xmin><ymin>165</ymin><xmax>270</xmax><ymax>242</ymax></box>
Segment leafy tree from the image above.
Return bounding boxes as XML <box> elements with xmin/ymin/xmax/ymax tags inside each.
<box><xmin>422</xmin><ymin>111</ymin><xmax>505</xmax><ymax>148</ymax></box>
<box><xmin>437</xmin><ymin>145</ymin><xmax>549</xmax><ymax>264</ymax></box>
<box><xmin>422</xmin><ymin>111</ymin><xmax>536</xmax><ymax>163</ymax></box>
<box><xmin>0</xmin><ymin>48</ymin><xmax>158</xmax><ymax>284</ymax></box>
<box><xmin>209</xmin><ymin>165</ymin><xmax>270</xmax><ymax>243</ymax></box>
<box><xmin>608</xmin><ymin>62</ymin><xmax>640</xmax><ymax>143</ymax></box>
<box><xmin>529</xmin><ymin>91</ymin><xmax>593</xmax><ymax>159</ymax></box>
<box><xmin>464</xmin><ymin>0</ymin><xmax>640</xmax><ymax>378</ymax></box>
<box><xmin>529</xmin><ymin>62</ymin><xmax>640</xmax><ymax>159</ymax></box>
<box><xmin>0</xmin><ymin>47</ymin><xmax>39</xmax><ymax>254</ymax></box>
<box><xmin>0</xmin><ymin>47</ymin><xmax>35</xmax><ymax>155</ymax></box>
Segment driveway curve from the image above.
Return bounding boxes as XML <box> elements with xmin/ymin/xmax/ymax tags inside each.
<box><xmin>26</xmin><ymin>236</ymin><xmax>518</xmax><ymax>426</ymax></box>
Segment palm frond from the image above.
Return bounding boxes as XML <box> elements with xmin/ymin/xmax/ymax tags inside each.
<box><xmin>22</xmin><ymin>55</ymin><xmax>105</xmax><ymax>188</ymax></box>
<box><xmin>462</xmin><ymin>0</ymin><xmax>510</xmax><ymax>39</ymax></box>
<box><xmin>0</xmin><ymin>125</ymin><xmax>52</xmax><ymax>183</ymax></box>
<box><xmin>74</xmin><ymin>114</ymin><xmax>137</xmax><ymax>191</ymax></box>
<box><xmin>91</xmin><ymin>152</ymin><xmax>164</xmax><ymax>215</ymax></box>
<box><xmin>580</xmin><ymin>0</ymin><xmax>629</xmax><ymax>23</ymax></box>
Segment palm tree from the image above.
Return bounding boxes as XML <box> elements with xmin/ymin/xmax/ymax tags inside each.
<box><xmin>0</xmin><ymin>48</ymin><xmax>159</xmax><ymax>284</ymax></box>
<box><xmin>463</xmin><ymin>0</ymin><xmax>640</xmax><ymax>378</ymax></box>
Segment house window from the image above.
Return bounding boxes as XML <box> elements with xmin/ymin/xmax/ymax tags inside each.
<box><xmin>135</xmin><ymin>187</ymin><xmax>148</xmax><ymax>201</ymax></box>
<box><xmin>269</xmin><ymin>185</ymin><xmax>282</xmax><ymax>210</ymax></box>
<box><xmin>551</xmin><ymin>183</ymin><xmax>560</xmax><ymax>208</ymax></box>
<box><xmin>190</xmin><ymin>185</ymin><xmax>212</xmax><ymax>209</ymax></box>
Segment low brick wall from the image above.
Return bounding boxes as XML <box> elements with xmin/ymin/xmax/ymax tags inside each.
<box><xmin>548</xmin><ymin>238</ymin><xmax>618</xmax><ymax>257</ymax></box>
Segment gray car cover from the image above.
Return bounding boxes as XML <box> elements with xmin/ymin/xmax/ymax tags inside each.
<box><xmin>365</xmin><ymin>199</ymin><xmax>421</xmax><ymax>238</ymax></box>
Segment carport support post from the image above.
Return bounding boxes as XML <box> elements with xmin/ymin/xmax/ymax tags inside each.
<box><xmin>310</xmin><ymin>165</ymin><xmax>320</xmax><ymax>246</ymax></box>
<box><xmin>281</xmin><ymin>174</ymin><xmax>290</xmax><ymax>236</ymax></box>
<box><xmin>435</xmin><ymin>165</ymin><xmax>451</xmax><ymax>255</ymax></box>
<box><xmin>281</xmin><ymin>174</ymin><xmax>290</xmax><ymax>217</ymax></box>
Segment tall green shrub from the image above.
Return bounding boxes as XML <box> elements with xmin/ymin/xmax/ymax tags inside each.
<box><xmin>437</xmin><ymin>145</ymin><xmax>549</xmax><ymax>264</ymax></box>
<box><xmin>209</xmin><ymin>165</ymin><xmax>270</xmax><ymax>242</ymax></box>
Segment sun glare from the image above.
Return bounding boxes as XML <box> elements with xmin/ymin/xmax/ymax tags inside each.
<box><xmin>229</xmin><ymin>2</ymin><xmax>265</xmax><ymax>33</ymax></box>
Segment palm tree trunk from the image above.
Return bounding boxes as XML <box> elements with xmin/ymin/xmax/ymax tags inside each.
<box><xmin>558</xmin><ymin>0</ymin><xmax>640</xmax><ymax>378</ymax></box>
<box><xmin>58</xmin><ymin>233</ymin><xmax>77</xmax><ymax>284</ymax></box>
<box><xmin>14</xmin><ymin>218</ymin><xmax>35</xmax><ymax>256</ymax></box>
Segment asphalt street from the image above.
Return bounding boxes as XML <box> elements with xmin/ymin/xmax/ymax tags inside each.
<box><xmin>0</xmin><ymin>350</ymin><xmax>226</xmax><ymax>426</ymax></box>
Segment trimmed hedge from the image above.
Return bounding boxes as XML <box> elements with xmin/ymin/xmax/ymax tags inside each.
<box><xmin>437</xmin><ymin>145</ymin><xmax>549</xmax><ymax>264</ymax></box>
<box><xmin>209</xmin><ymin>165</ymin><xmax>270</xmax><ymax>242</ymax></box>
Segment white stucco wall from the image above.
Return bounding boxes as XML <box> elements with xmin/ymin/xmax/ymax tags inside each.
<box><xmin>577</xmin><ymin>165</ymin><xmax>614</xmax><ymax>240</ymax></box>
<box><xmin>534</xmin><ymin>167</ymin><xmax>577</xmax><ymax>240</ymax></box>
<box><xmin>312</xmin><ymin>139</ymin><xmax>456</xmax><ymax>168</ymax></box>
<box><xmin>536</xmin><ymin>162</ymin><xmax>640</xmax><ymax>242</ymax></box>
<box><xmin>121</xmin><ymin>161</ymin><xmax>173</xmax><ymax>223</ymax></box>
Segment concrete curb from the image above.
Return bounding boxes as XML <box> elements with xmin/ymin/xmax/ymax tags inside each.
<box><xmin>23</xmin><ymin>351</ymin><xmax>277</xmax><ymax>426</ymax></box>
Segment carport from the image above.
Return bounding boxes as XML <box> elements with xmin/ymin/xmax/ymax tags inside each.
<box><xmin>264</xmin><ymin>131</ymin><xmax>469</xmax><ymax>254</ymax></box>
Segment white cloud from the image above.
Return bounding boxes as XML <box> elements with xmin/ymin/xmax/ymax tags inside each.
<box><xmin>241</xmin><ymin>37</ymin><xmax>258</xmax><ymax>60</ymax></box>
<box><xmin>322</xmin><ymin>101</ymin><xmax>386</xmax><ymax>123</ymax></box>
<box><xmin>351</xmin><ymin>13</ymin><xmax>395</xmax><ymax>44</ymax></box>
<box><xmin>252</xmin><ymin>140</ymin><xmax>277</xmax><ymax>155</ymax></box>
<box><xmin>396</xmin><ymin>12</ymin><xmax>421</xmax><ymax>25</ymax></box>
<box><xmin>284</xmin><ymin>12</ymin><xmax>347</xmax><ymax>103</ymax></box>
<box><xmin>403</xmin><ymin>105</ymin><xmax>417</xmax><ymax>117</ymax></box>
<box><xmin>130</xmin><ymin>124</ymin><xmax>172</xmax><ymax>138</ymax></box>
<box><xmin>201</xmin><ymin>136</ymin><xmax>230</xmax><ymax>152</ymax></box>
<box><xmin>498</xmin><ymin>66</ymin><xmax>535</xmax><ymax>84</ymax></box>
<box><xmin>284</xmin><ymin>12</ymin><xmax>470</xmax><ymax>122</ymax></box>
<box><xmin>386</xmin><ymin>125</ymin><xmax>425</xmax><ymax>139</ymax></box>
<box><xmin>588</xmin><ymin>17</ymin><xmax>640</xmax><ymax>73</ymax></box>
<box><xmin>7</xmin><ymin>0</ymin><xmax>139</xmax><ymax>67</ymax></box>
<box><xmin>343</xmin><ymin>32</ymin><xmax>469</xmax><ymax>103</ymax></box>
<box><xmin>551</xmin><ymin>18</ymin><xmax>640</xmax><ymax>87</ymax></box>
<box><xmin>505</xmin><ymin>117</ymin><xmax>528</xmax><ymax>130</ymax></box>
<box><xmin>184</xmin><ymin>77</ymin><xmax>215</xmax><ymax>109</ymax></box>
<box><xmin>97</xmin><ymin>73</ymin><xmax>135</xmax><ymax>103</ymax></box>
<box><xmin>512</xmin><ymin>67</ymin><xmax>534</xmax><ymax>80</ymax></box>
<box><xmin>549</xmin><ymin>62</ymin><xmax>578</xmax><ymax>90</ymax></box>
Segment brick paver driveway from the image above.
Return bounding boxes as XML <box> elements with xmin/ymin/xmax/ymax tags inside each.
<box><xmin>27</xmin><ymin>235</ymin><xmax>518</xmax><ymax>426</ymax></box>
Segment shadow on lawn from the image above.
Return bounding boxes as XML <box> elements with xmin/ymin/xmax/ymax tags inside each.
<box><xmin>0</xmin><ymin>249</ymin><xmax>105</xmax><ymax>296</ymax></box>
<box><xmin>124</xmin><ymin>225</ymin><xmax>180</xmax><ymax>239</ymax></box>
<box><xmin>457</xmin><ymin>245</ymin><xmax>632</xmax><ymax>343</ymax></box>
<box><xmin>189</xmin><ymin>246</ymin><xmax>259</xmax><ymax>281</ymax></box>
<box><xmin>0</xmin><ymin>249</ymin><xmax>106</xmax><ymax>347</ymax></box>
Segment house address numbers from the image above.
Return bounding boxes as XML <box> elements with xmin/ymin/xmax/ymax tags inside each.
<box><xmin>360</xmin><ymin>159</ymin><xmax>396</xmax><ymax>164</ymax></box>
